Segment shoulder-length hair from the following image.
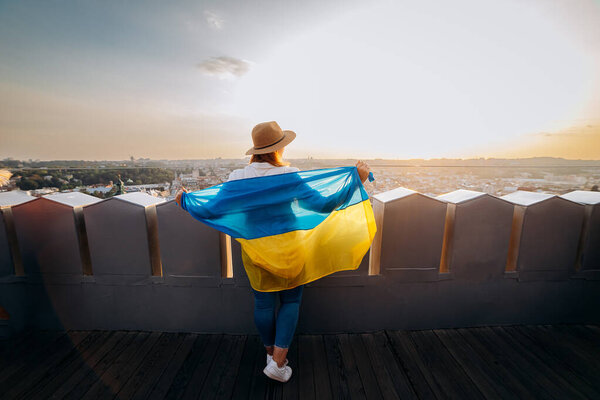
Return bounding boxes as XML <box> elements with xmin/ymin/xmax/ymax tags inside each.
<box><xmin>250</xmin><ymin>151</ymin><xmax>290</xmax><ymax>167</ymax></box>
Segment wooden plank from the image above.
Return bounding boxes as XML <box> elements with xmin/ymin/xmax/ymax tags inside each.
<box><xmin>349</xmin><ymin>333</ymin><xmax>382</xmax><ymax>399</ymax></box>
<box><xmin>196</xmin><ymin>334</ymin><xmax>233</xmax><ymax>399</ymax></box>
<box><xmin>385</xmin><ymin>330</ymin><xmax>437</xmax><ymax>399</ymax></box>
<box><xmin>51</xmin><ymin>331</ymin><xmax>127</xmax><ymax>399</ymax></box>
<box><xmin>63</xmin><ymin>331</ymin><xmax>139</xmax><ymax>400</ymax></box>
<box><xmin>464</xmin><ymin>327</ymin><xmax>555</xmax><ymax>400</ymax></box>
<box><xmin>365</xmin><ymin>331</ymin><xmax>417</xmax><ymax>400</ymax></box>
<box><xmin>265</xmin><ymin>376</ymin><xmax>278</xmax><ymax>400</ymax></box>
<box><xmin>81</xmin><ymin>331</ymin><xmax>152</xmax><ymax>399</ymax></box>
<box><xmin>182</xmin><ymin>334</ymin><xmax>223</xmax><ymax>400</ymax></box>
<box><xmin>0</xmin><ymin>330</ymin><xmax>30</xmax><ymax>347</ymax></box>
<box><xmin>146</xmin><ymin>333</ymin><xmax>197</xmax><ymax>400</ymax></box>
<box><xmin>0</xmin><ymin>330</ymin><xmax>35</xmax><ymax>369</ymax></box>
<box><xmin>298</xmin><ymin>335</ymin><xmax>316</xmax><ymax>400</ymax></box>
<box><xmin>1</xmin><ymin>331</ymin><xmax>90</xmax><ymax>399</ymax></box>
<box><xmin>361</xmin><ymin>334</ymin><xmax>403</xmax><ymax>400</ymax></box>
<box><xmin>210</xmin><ymin>335</ymin><xmax>247</xmax><ymax>399</ymax></box>
<box><xmin>230</xmin><ymin>335</ymin><xmax>261</xmax><ymax>399</ymax></box>
<box><xmin>585</xmin><ymin>324</ymin><xmax>600</xmax><ymax>335</ymax></box>
<box><xmin>516</xmin><ymin>325</ymin><xmax>600</xmax><ymax>388</ymax></box>
<box><xmin>550</xmin><ymin>325</ymin><xmax>600</xmax><ymax>360</ymax></box>
<box><xmin>410</xmin><ymin>330</ymin><xmax>484</xmax><ymax>400</ymax></box>
<box><xmin>103</xmin><ymin>331</ymin><xmax>162</xmax><ymax>399</ymax></box>
<box><xmin>502</xmin><ymin>326</ymin><xmax>600</xmax><ymax>399</ymax></box>
<box><xmin>536</xmin><ymin>325</ymin><xmax>600</xmax><ymax>377</ymax></box>
<box><xmin>0</xmin><ymin>330</ymin><xmax>66</xmax><ymax>385</ymax></box>
<box><xmin>164</xmin><ymin>334</ymin><xmax>212</xmax><ymax>399</ymax></box>
<box><xmin>488</xmin><ymin>327</ymin><xmax>586</xmax><ymax>399</ymax></box>
<box><xmin>337</xmin><ymin>333</ymin><xmax>367</xmax><ymax>399</ymax></box>
<box><xmin>247</xmin><ymin>335</ymin><xmax>269</xmax><ymax>399</ymax></box>
<box><xmin>3</xmin><ymin>326</ymin><xmax>594</xmax><ymax>400</ymax></box>
<box><xmin>116</xmin><ymin>332</ymin><xmax>183</xmax><ymax>400</ymax></box>
<box><xmin>434</xmin><ymin>329</ymin><xmax>516</xmax><ymax>399</ymax></box>
<box><xmin>309</xmin><ymin>334</ymin><xmax>333</xmax><ymax>400</ymax></box>
<box><xmin>456</xmin><ymin>328</ymin><xmax>535</xmax><ymax>399</ymax></box>
<box><xmin>571</xmin><ymin>325</ymin><xmax>600</xmax><ymax>348</ymax></box>
<box><xmin>27</xmin><ymin>330</ymin><xmax>110</xmax><ymax>400</ymax></box>
<box><xmin>359</xmin><ymin>334</ymin><xmax>399</xmax><ymax>400</ymax></box>
<box><xmin>323</xmin><ymin>334</ymin><xmax>349</xmax><ymax>400</ymax></box>
<box><xmin>0</xmin><ymin>331</ymin><xmax>60</xmax><ymax>379</ymax></box>
<box><xmin>280</xmin><ymin>335</ymin><xmax>299</xmax><ymax>400</ymax></box>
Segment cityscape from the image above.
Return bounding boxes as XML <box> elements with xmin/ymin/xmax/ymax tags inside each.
<box><xmin>1</xmin><ymin>157</ymin><xmax>599</xmax><ymax>201</ymax></box>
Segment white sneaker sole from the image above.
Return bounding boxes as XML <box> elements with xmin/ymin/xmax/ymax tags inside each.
<box><xmin>263</xmin><ymin>365</ymin><xmax>292</xmax><ymax>382</ymax></box>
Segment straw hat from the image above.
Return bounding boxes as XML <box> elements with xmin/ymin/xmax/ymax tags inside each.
<box><xmin>245</xmin><ymin>121</ymin><xmax>296</xmax><ymax>155</ymax></box>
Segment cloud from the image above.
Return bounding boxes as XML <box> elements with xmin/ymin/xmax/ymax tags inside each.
<box><xmin>204</xmin><ymin>11</ymin><xmax>223</xmax><ymax>30</ymax></box>
<box><xmin>197</xmin><ymin>56</ymin><xmax>251</xmax><ymax>79</ymax></box>
<box><xmin>529</xmin><ymin>125</ymin><xmax>597</xmax><ymax>138</ymax></box>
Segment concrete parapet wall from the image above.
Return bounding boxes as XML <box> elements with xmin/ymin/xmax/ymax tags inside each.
<box><xmin>0</xmin><ymin>189</ymin><xmax>599</xmax><ymax>337</ymax></box>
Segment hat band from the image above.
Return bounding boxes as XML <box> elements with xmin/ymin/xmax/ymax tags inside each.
<box><xmin>254</xmin><ymin>134</ymin><xmax>285</xmax><ymax>150</ymax></box>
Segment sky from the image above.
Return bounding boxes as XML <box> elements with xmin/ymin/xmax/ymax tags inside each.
<box><xmin>0</xmin><ymin>0</ymin><xmax>599</xmax><ymax>161</ymax></box>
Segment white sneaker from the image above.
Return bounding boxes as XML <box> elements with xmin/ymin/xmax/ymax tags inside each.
<box><xmin>263</xmin><ymin>358</ymin><xmax>292</xmax><ymax>382</ymax></box>
<box><xmin>266</xmin><ymin>354</ymin><xmax>288</xmax><ymax>367</ymax></box>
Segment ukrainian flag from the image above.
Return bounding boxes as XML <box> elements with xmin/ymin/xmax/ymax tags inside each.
<box><xmin>180</xmin><ymin>166</ymin><xmax>377</xmax><ymax>292</ymax></box>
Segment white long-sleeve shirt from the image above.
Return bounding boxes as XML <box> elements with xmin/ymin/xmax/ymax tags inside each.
<box><xmin>227</xmin><ymin>162</ymin><xmax>299</xmax><ymax>182</ymax></box>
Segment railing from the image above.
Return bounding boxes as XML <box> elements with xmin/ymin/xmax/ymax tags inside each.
<box><xmin>0</xmin><ymin>188</ymin><xmax>599</xmax><ymax>337</ymax></box>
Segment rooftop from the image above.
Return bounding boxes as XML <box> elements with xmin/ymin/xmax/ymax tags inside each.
<box><xmin>1</xmin><ymin>185</ymin><xmax>599</xmax><ymax>399</ymax></box>
<box><xmin>2</xmin><ymin>325</ymin><xmax>599</xmax><ymax>399</ymax></box>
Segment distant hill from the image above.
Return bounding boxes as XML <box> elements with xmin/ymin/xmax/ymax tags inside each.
<box><xmin>3</xmin><ymin>156</ymin><xmax>600</xmax><ymax>169</ymax></box>
<box><xmin>325</xmin><ymin>157</ymin><xmax>600</xmax><ymax>167</ymax></box>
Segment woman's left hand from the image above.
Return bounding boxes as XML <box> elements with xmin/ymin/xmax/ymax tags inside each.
<box><xmin>355</xmin><ymin>160</ymin><xmax>370</xmax><ymax>183</ymax></box>
<box><xmin>175</xmin><ymin>186</ymin><xmax>188</xmax><ymax>206</ymax></box>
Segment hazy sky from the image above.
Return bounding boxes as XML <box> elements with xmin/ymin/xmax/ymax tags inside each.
<box><xmin>1</xmin><ymin>0</ymin><xmax>599</xmax><ymax>161</ymax></box>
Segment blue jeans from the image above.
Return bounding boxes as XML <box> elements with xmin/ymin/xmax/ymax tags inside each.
<box><xmin>251</xmin><ymin>285</ymin><xmax>304</xmax><ymax>348</ymax></box>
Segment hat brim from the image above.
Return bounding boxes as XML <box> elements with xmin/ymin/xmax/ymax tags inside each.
<box><xmin>245</xmin><ymin>130</ymin><xmax>296</xmax><ymax>155</ymax></box>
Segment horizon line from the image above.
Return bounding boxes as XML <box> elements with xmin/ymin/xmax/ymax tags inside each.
<box><xmin>3</xmin><ymin>156</ymin><xmax>600</xmax><ymax>163</ymax></box>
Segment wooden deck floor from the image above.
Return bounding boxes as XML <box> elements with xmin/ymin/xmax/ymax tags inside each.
<box><xmin>1</xmin><ymin>325</ymin><xmax>599</xmax><ymax>399</ymax></box>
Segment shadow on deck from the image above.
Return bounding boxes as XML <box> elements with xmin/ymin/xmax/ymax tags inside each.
<box><xmin>1</xmin><ymin>324</ymin><xmax>600</xmax><ymax>399</ymax></box>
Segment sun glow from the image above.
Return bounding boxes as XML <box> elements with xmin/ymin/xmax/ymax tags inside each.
<box><xmin>232</xmin><ymin>1</ymin><xmax>594</xmax><ymax>159</ymax></box>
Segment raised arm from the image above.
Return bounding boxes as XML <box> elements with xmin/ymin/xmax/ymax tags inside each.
<box><xmin>355</xmin><ymin>160</ymin><xmax>370</xmax><ymax>183</ymax></box>
<box><xmin>174</xmin><ymin>187</ymin><xmax>187</xmax><ymax>207</ymax></box>
<box><xmin>294</xmin><ymin>165</ymin><xmax>369</xmax><ymax>214</ymax></box>
<box><xmin>175</xmin><ymin>166</ymin><xmax>369</xmax><ymax>239</ymax></box>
